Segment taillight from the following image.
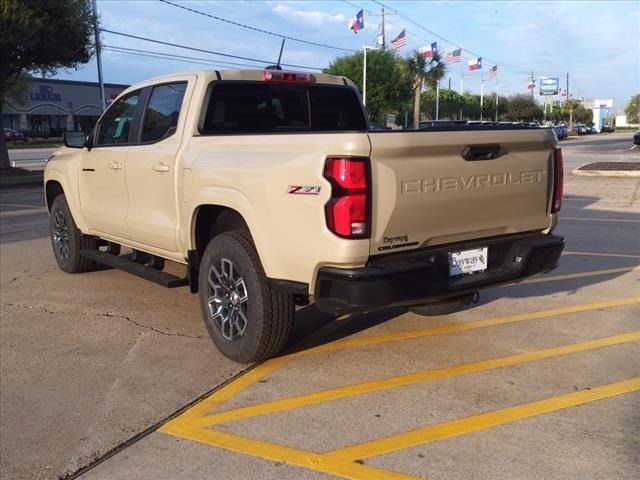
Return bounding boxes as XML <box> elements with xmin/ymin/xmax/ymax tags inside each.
<box><xmin>324</xmin><ymin>157</ymin><xmax>370</xmax><ymax>238</ymax></box>
<box><xmin>552</xmin><ymin>147</ymin><xmax>563</xmax><ymax>213</ymax></box>
<box><xmin>262</xmin><ymin>69</ymin><xmax>312</xmax><ymax>84</ymax></box>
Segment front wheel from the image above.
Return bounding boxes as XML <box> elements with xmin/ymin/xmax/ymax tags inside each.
<box><xmin>49</xmin><ymin>195</ymin><xmax>97</xmax><ymax>273</ymax></box>
<box><xmin>198</xmin><ymin>231</ymin><xmax>294</xmax><ymax>363</ymax></box>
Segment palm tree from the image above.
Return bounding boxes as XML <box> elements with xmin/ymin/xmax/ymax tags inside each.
<box><xmin>406</xmin><ymin>51</ymin><xmax>447</xmax><ymax>127</ymax></box>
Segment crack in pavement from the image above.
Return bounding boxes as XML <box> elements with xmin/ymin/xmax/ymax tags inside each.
<box><xmin>2</xmin><ymin>303</ymin><xmax>203</xmax><ymax>339</ymax></box>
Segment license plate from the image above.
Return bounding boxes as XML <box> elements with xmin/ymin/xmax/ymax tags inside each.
<box><xmin>449</xmin><ymin>247</ymin><xmax>488</xmax><ymax>276</ymax></box>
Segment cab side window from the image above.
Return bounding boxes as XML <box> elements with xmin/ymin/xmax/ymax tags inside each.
<box><xmin>141</xmin><ymin>82</ymin><xmax>187</xmax><ymax>142</ymax></box>
<box><xmin>96</xmin><ymin>91</ymin><xmax>140</xmax><ymax>145</ymax></box>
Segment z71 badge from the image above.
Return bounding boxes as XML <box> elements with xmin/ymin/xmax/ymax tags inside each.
<box><xmin>287</xmin><ymin>185</ymin><xmax>321</xmax><ymax>195</ymax></box>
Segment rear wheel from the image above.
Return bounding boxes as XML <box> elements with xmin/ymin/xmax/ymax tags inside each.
<box><xmin>198</xmin><ymin>231</ymin><xmax>294</xmax><ymax>363</ymax></box>
<box><xmin>49</xmin><ymin>195</ymin><xmax>97</xmax><ymax>273</ymax></box>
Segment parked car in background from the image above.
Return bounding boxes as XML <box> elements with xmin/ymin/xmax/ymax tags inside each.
<box><xmin>633</xmin><ymin>130</ymin><xmax>640</xmax><ymax>145</ymax></box>
<box><xmin>601</xmin><ymin>125</ymin><xmax>615</xmax><ymax>133</ymax></box>
<box><xmin>4</xmin><ymin>128</ymin><xmax>27</xmax><ymax>142</ymax></box>
<box><xmin>572</xmin><ymin>124</ymin><xmax>588</xmax><ymax>135</ymax></box>
<box><xmin>553</xmin><ymin>125</ymin><xmax>568</xmax><ymax>139</ymax></box>
<box><xmin>369</xmin><ymin>122</ymin><xmax>391</xmax><ymax>131</ymax></box>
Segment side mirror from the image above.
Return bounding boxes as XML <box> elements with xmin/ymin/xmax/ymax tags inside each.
<box><xmin>85</xmin><ymin>130</ymin><xmax>94</xmax><ymax>151</ymax></box>
<box><xmin>63</xmin><ymin>132</ymin><xmax>86</xmax><ymax>149</ymax></box>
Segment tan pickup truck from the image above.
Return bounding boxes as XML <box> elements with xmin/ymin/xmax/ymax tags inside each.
<box><xmin>44</xmin><ymin>68</ymin><xmax>564</xmax><ymax>362</ymax></box>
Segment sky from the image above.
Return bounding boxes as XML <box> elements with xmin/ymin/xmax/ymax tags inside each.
<box><xmin>54</xmin><ymin>0</ymin><xmax>640</xmax><ymax>113</ymax></box>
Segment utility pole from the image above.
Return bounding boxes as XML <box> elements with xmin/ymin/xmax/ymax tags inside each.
<box><xmin>380</xmin><ymin>7</ymin><xmax>385</xmax><ymax>48</ymax></box>
<box><xmin>566</xmin><ymin>72</ymin><xmax>573</xmax><ymax>127</ymax></box>
<box><xmin>368</xmin><ymin>7</ymin><xmax>396</xmax><ymax>49</ymax></box>
<box><xmin>92</xmin><ymin>0</ymin><xmax>106</xmax><ymax>112</ymax></box>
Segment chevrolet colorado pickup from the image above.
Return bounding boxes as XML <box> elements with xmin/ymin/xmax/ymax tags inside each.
<box><xmin>45</xmin><ymin>69</ymin><xmax>564</xmax><ymax>363</ymax></box>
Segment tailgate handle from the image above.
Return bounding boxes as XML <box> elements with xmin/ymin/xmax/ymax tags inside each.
<box><xmin>462</xmin><ymin>144</ymin><xmax>506</xmax><ymax>161</ymax></box>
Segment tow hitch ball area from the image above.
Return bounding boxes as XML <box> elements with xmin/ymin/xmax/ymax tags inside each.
<box><xmin>461</xmin><ymin>291</ymin><xmax>480</xmax><ymax>306</ymax></box>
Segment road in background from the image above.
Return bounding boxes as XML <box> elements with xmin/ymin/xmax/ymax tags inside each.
<box><xmin>0</xmin><ymin>133</ymin><xmax>638</xmax><ymax>480</ymax></box>
<box><xmin>7</xmin><ymin>148</ymin><xmax>56</xmax><ymax>171</ymax></box>
<box><xmin>5</xmin><ymin>131</ymin><xmax>638</xmax><ymax>172</ymax></box>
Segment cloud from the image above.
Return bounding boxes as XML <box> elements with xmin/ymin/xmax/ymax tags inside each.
<box><xmin>273</xmin><ymin>3</ymin><xmax>347</xmax><ymax>26</ymax></box>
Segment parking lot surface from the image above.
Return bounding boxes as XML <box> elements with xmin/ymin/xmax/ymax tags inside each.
<box><xmin>1</xmin><ymin>133</ymin><xmax>639</xmax><ymax>480</ymax></box>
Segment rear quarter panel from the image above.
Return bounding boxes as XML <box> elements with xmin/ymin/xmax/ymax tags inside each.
<box><xmin>180</xmin><ymin>133</ymin><xmax>372</xmax><ymax>288</ymax></box>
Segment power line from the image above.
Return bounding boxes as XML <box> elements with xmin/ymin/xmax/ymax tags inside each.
<box><xmin>100</xmin><ymin>29</ymin><xmax>324</xmax><ymax>71</ymax></box>
<box><xmin>158</xmin><ymin>0</ymin><xmax>355</xmax><ymax>53</ymax></box>
<box><xmin>103</xmin><ymin>45</ymin><xmax>266</xmax><ymax>70</ymax></box>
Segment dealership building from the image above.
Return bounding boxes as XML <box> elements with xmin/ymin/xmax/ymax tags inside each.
<box><xmin>2</xmin><ymin>77</ymin><xmax>128</xmax><ymax>136</ymax></box>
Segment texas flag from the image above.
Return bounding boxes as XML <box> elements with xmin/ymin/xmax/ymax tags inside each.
<box><xmin>468</xmin><ymin>57</ymin><xmax>482</xmax><ymax>71</ymax></box>
<box><xmin>349</xmin><ymin>10</ymin><xmax>364</xmax><ymax>33</ymax></box>
<box><xmin>527</xmin><ymin>80</ymin><xmax>535</xmax><ymax>89</ymax></box>
<box><xmin>420</xmin><ymin>42</ymin><xmax>438</xmax><ymax>58</ymax></box>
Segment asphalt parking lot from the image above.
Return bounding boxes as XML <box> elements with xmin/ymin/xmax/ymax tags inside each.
<box><xmin>1</xmin><ymin>133</ymin><xmax>638</xmax><ymax>480</ymax></box>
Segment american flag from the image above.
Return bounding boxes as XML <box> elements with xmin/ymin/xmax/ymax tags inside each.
<box><xmin>445</xmin><ymin>48</ymin><xmax>462</xmax><ymax>63</ymax></box>
<box><xmin>489</xmin><ymin>65</ymin><xmax>497</xmax><ymax>78</ymax></box>
<box><xmin>391</xmin><ymin>29</ymin><xmax>406</xmax><ymax>50</ymax></box>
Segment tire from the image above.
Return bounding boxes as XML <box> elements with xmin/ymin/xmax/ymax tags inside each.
<box><xmin>49</xmin><ymin>195</ymin><xmax>97</xmax><ymax>273</ymax></box>
<box><xmin>198</xmin><ymin>230</ymin><xmax>294</xmax><ymax>363</ymax></box>
<box><xmin>409</xmin><ymin>299</ymin><xmax>467</xmax><ymax>316</ymax></box>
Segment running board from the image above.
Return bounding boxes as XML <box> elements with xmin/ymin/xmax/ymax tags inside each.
<box><xmin>80</xmin><ymin>250</ymin><xmax>189</xmax><ymax>288</ymax></box>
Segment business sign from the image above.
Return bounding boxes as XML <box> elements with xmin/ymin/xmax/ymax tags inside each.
<box><xmin>539</xmin><ymin>76</ymin><xmax>560</xmax><ymax>96</ymax></box>
<box><xmin>594</xmin><ymin>99</ymin><xmax>613</xmax><ymax>108</ymax></box>
<box><xmin>30</xmin><ymin>85</ymin><xmax>62</xmax><ymax>102</ymax></box>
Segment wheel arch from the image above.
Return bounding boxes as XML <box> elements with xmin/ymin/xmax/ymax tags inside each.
<box><xmin>45</xmin><ymin>180</ymin><xmax>64</xmax><ymax>212</ymax></box>
<box><xmin>192</xmin><ymin>204</ymin><xmax>252</xmax><ymax>258</ymax></box>
<box><xmin>44</xmin><ymin>170</ymin><xmax>89</xmax><ymax>232</ymax></box>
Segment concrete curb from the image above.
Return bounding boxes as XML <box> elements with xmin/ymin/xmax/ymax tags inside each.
<box><xmin>572</xmin><ymin>169</ymin><xmax>640</xmax><ymax>178</ymax></box>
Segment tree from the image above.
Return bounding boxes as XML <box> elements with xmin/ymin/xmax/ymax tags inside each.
<box><xmin>0</xmin><ymin>0</ymin><xmax>96</xmax><ymax>170</ymax></box>
<box><xmin>404</xmin><ymin>51</ymin><xmax>446</xmax><ymax>127</ymax></box>
<box><xmin>504</xmin><ymin>94</ymin><xmax>543</xmax><ymax>122</ymax></box>
<box><xmin>624</xmin><ymin>94</ymin><xmax>640</xmax><ymax>125</ymax></box>
<box><xmin>325</xmin><ymin>49</ymin><xmax>411</xmax><ymax>122</ymax></box>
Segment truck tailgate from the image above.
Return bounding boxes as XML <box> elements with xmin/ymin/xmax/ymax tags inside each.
<box><xmin>368</xmin><ymin>128</ymin><xmax>557</xmax><ymax>256</ymax></box>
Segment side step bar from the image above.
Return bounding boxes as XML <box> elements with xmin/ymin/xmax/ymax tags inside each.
<box><xmin>81</xmin><ymin>250</ymin><xmax>189</xmax><ymax>288</ymax></box>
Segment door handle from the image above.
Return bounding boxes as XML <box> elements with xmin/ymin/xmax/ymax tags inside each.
<box><xmin>152</xmin><ymin>163</ymin><xmax>170</xmax><ymax>173</ymax></box>
<box><xmin>108</xmin><ymin>162</ymin><xmax>122</xmax><ymax>170</ymax></box>
<box><xmin>461</xmin><ymin>144</ymin><xmax>507</xmax><ymax>161</ymax></box>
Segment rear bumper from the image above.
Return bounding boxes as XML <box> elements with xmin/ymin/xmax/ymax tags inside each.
<box><xmin>314</xmin><ymin>233</ymin><xmax>564</xmax><ymax>315</ymax></box>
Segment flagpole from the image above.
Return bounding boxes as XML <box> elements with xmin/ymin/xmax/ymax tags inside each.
<box><xmin>459</xmin><ymin>60</ymin><xmax>464</xmax><ymax>120</ymax></box>
<box><xmin>495</xmin><ymin>77</ymin><xmax>500</xmax><ymax>122</ymax></box>
<box><xmin>480</xmin><ymin>74</ymin><xmax>484</xmax><ymax>121</ymax></box>
<box><xmin>435</xmin><ymin>80</ymin><xmax>440</xmax><ymax>120</ymax></box>
<box><xmin>363</xmin><ymin>45</ymin><xmax>367</xmax><ymax>106</ymax></box>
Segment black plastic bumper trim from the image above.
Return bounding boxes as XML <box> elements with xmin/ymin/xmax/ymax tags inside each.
<box><xmin>314</xmin><ymin>233</ymin><xmax>565</xmax><ymax>315</ymax></box>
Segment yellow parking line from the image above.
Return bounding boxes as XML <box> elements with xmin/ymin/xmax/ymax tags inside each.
<box><xmin>160</xmin><ymin>422</ymin><xmax>421</xmax><ymax>480</ymax></box>
<box><xmin>195</xmin><ymin>331</ymin><xmax>640</xmax><ymax>426</ymax></box>
<box><xmin>521</xmin><ymin>265</ymin><xmax>640</xmax><ymax>284</ymax></box>
<box><xmin>561</xmin><ymin>217</ymin><xmax>640</xmax><ymax>223</ymax></box>
<box><xmin>563</xmin><ymin>250</ymin><xmax>640</xmax><ymax>259</ymax></box>
<box><xmin>321</xmin><ymin>377</ymin><xmax>640</xmax><ymax>465</ymax></box>
<box><xmin>164</xmin><ymin>297</ymin><xmax>640</xmax><ymax>427</ymax></box>
<box><xmin>295</xmin><ymin>297</ymin><xmax>640</xmax><ymax>357</ymax></box>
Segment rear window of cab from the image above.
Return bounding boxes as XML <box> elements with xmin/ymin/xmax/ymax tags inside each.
<box><xmin>200</xmin><ymin>83</ymin><xmax>367</xmax><ymax>134</ymax></box>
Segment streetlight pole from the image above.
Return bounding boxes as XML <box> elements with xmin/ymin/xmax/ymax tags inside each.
<box><xmin>92</xmin><ymin>0</ymin><xmax>106</xmax><ymax>112</ymax></box>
